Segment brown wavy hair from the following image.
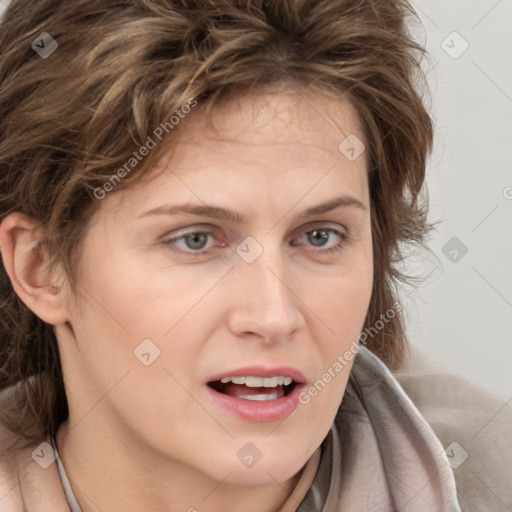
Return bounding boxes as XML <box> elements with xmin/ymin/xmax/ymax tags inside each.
<box><xmin>0</xmin><ymin>0</ymin><xmax>434</xmax><ymax>449</ymax></box>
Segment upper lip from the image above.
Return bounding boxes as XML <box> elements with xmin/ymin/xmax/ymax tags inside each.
<box><xmin>206</xmin><ymin>366</ymin><xmax>306</xmax><ymax>384</ymax></box>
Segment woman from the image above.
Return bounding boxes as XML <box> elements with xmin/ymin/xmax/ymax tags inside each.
<box><xmin>0</xmin><ymin>1</ymin><xmax>510</xmax><ymax>511</ymax></box>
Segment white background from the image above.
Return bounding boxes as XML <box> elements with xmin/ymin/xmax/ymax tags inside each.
<box><xmin>0</xmin><ymin>0</ymin><xmax>510</xmax><ymax>400</ymax></box>
<box><xmin>404</xmin><ymin>0</ymin><xmax>512</xmax><ymax>401</ymax></box>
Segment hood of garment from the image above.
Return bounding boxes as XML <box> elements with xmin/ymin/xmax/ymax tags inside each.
<box><xmin>298</xmin><ymin>345</ymin><xmax>461</xmax><ymax>511</ymax></box>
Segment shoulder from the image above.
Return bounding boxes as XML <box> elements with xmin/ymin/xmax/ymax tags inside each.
<box><xmin>393</xmin><ymin>344</ymin><xmax>512</xmax><ymax>511</ymax></box>
<box><xmin>0</xmin><ymin>384</ymin><xmax>70</xmax><ymax>512</ymax></box>
<box><xmin>0</xmin><ymin>385</ymin><xmax>26</xmax><ymax>512</ymax></box>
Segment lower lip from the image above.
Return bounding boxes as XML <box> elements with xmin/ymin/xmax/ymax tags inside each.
<box><xmin>205</xmin><ymin>384</ymin><xmax>305</xmax><ymax>422</ymax></box>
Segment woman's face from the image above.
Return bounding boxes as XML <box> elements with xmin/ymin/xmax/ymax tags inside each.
<box><xmin>57</xmin><ymin>87</ymin><xmax>373</xmax><ymax>486</ymax></box>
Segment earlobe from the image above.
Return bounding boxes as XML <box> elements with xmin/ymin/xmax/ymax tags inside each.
<box><xmin>0</xmin><ymin>213</ymin><xmax>69</xmax><ymax>325</ymax></box>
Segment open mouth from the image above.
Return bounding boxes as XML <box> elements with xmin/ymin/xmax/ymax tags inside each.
<box><xmin>208</xmin><ymin>376</ymin><xmax>297</xmax><ymax>401</ymax></box>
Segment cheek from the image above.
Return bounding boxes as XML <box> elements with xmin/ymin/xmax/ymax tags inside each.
<box><xmin>316</xmin><ymin>256</ymin><xmax>373</xmax><ymax>338</ymax></box>
<box><xmin>65</xmin><ymin>252</ymin><xmax>220</xmax><ymax>406</ymax></box>
<box><xmin>305</xmin><ymin>255</ymin><xmax>373</xmax><ymax>401</ymax></box>
<box><xmin>71</xmin><ymin>245</ymin><xmax>187</xmax><ymax>340</ymax></box>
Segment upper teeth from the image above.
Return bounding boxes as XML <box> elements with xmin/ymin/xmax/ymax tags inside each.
<box><xmin>219</xmin><ymin>376</ymin><xmax>293</xmax><ymax>387</ymax></box>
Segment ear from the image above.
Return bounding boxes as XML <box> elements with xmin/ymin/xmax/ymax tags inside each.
<box><xmin>0</xmin><ymin>213</ymin><xmax>69</xmax><ymax>325</ymax></box>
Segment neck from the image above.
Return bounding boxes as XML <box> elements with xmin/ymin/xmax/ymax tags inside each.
<box><xmin>55</xmin><ymin>418</ymin><xmax>307</xmax><ymax>512</ymax></box>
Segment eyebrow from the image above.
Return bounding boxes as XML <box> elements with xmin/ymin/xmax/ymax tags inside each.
<box><xmin>138</xmin><ymin>195</ymin><xmax>367</xmax><ymax>223</ymax></box>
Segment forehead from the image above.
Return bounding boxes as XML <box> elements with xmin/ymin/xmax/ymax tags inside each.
<box><xmin>177</xmin><ymin>87</ymin><xmax>365</xmax><ymax>156</ymax></box>
<box><xmin>147</xmin><ymin>87</ymin><xmax>368</xmax><ymax>184</ymax></box>
<box><xmin>92</xmin><ymin>87</ymin><xmax>369</xmax><ymax>225</ymax></box>
<box><xmin>218</xmin><ymin>86</ymin><xmax>361</xmax><ymax>132</ymax></box>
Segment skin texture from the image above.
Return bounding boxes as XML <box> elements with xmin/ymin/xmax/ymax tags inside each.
<box><xmin>0</xmin><ymin>424</ymin><xmax>69</xmax><ymax>512</ymax></box>
<box><xmin>0</xmin><ymin>88</ymin><xmax>373</xmax><ymax>512</ymax></box>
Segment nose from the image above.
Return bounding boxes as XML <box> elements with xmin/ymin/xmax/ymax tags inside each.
<box><xmin>227</xmin><ymin>243</ymin><xmax>304</xmax><ymax>345</ymax></box>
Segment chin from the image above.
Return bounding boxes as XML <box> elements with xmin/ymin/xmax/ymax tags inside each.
<box><xmin>219</xmin><ymin>444</ymin><xmax>310</xmax><ymax>487</ymax></box>
<box><xmin>219</xmin><ymin>460</ymin><xmax>303</xmax><ymax>488</ymax></box>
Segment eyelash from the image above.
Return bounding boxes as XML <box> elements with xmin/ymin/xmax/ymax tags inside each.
<box><xmin>162</xmin><ymin>226</ymin><xmax>350</xmax><ymax>256</ymax></box>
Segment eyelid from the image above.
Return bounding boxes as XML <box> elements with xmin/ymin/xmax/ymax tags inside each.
<box><xmin>161</xmin><ymin>223</ymin><xmax>223</xmax><ymax>241</ymax></box>
<box><xmin>291</xmin><ymin>220</ymin><xmax>350</xmax><ymax>239</ymax></box>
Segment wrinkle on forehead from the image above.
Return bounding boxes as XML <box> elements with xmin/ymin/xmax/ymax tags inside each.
<box><xmin>156</xmin><ymin>88</ymin><xmax>368</xmax><ymax>181</ymax></box>
<box><xmin>209</xmin><ymin>87</ymin><xmax>364</xmax><ymax>143</ymax></box>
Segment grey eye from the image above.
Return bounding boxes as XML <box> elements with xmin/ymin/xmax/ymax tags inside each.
<box><xmin>306</xmin><ymin>229</ymin><xmax>330</xmax><ymax>247</ymax></box>
<box><xmin>183</xmin><ymin>233</ymin><xmax>210</xmax><ymax>250</ymax></box>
